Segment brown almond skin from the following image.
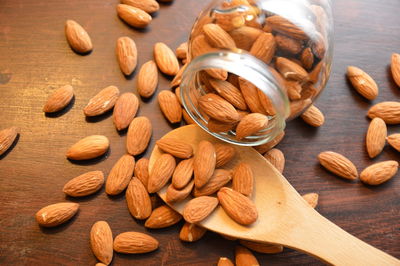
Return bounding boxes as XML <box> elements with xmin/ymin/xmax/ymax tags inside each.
<box><xmin>84</xmin><ymin>86</ymin><xmax>120</xmax><ymax>117</ymax></box>
<box><xmin>35</xmin><ymin>202</ymin><xmax>79</xmax><ymax>227</ymax></box>
<box><xmin>120</xmin><ymin>0</ymin><xmax>159</xmax><ymax>14</ymax></box>
<box><xmin>113</xmin><ymin>92</ymin><xmax>139</xmax><ymax>131</ymax></box>
<box><xmin>137</xmin><ymin>60</ymin><xmax>158</xmax><ymax>98</ymax></box>
<box><xmin>367</xmin><ymin>101</ymin><xmax>400</xmax><ymax>124</ymax></box>
<box><xmin>218</xmin><ymin>257</ymin><xmax>234</xmax><ymax>266</ymax></box>
<box><xmin>144</xmin><ymin>205</ymin><xmax>182</xmax><ymax>229</ymax></box>
<box><xmin>179</xmin><ymin>222</ymin><xmax>207</xmax><ymax>242</ymax></box>
<box><xmin>193</xmin><ymin>169</ymin><xmax>232</xmax><ymax>197</ymax></box>
<box><xmin>147</xmin><ymin>153</ymin><xmax>176</xmax><ymax>193</ymax></box>
<box><xmin>126</xmin><ymin>116</ymin><xmax>152</xmax><ymax>156</ymax></box>
<box><xmin>229</xmin><ymin>26</ymin><xmax>263</xmax><ymax>51</ymax></box>
<box><xmin>176</xmin><ymin>42</ymin><xmax>188</xmax><ymax>60</ymax></box>
<box><xmin>366</xmin><ymin>117</ymin><xmax>387</xmax><ymax>158</ymax></box>
<box><xmin>360</xmin><ymin>161</ymin><xmax>398</xmax><ymax>185</ymax></box>
<box><xmin>254</xmin><ymin>131</ymin><xmax>285</xmax><ymax>154</ymax></box>
<box><xmin>318</xmin><ymin>151</ymin><xmax>358</xmax><ymax>180</ymax></box>
<box><xmin>156</xmin><ymin>138</ymin><xmax>193</xmax><ymax>159</ymax></box>
<box><xmin>182</xmin><ymin>196</ymin><xmax>219</xmax><ymax>223</ymax></box>
<box><xmin>276</xmin><ymin>57</ymin><xmax>309</xmax><ymax>82</ymax></box>
<box><xmin>0</xmin><ymin>126</ymin><xmax>19</xmax><ymax>156</ymax></box>
<box><xmin>391</xmin><ymin>53</ymin><xmax>400</xmax><ymax>87</ymax></box>
<box><xmin>66</xmin><ymin>135</ymin><xmax>109</xmax><ymax>160</ymax></box>
<box><xmin>275</xmin><ymin>34</ymin><xmax>303</xmax><ymax>54</ymax></box>
<box><xmin>217</xmin><ymin>187</ymin><xmax>258</xmax><ymax>225</ymax></box>
<box><xmin>263</xmin><ymin>148</ymin><xmax>285</xmax><ymax>173</ymax></box>
<box><xmin>65</xmin><ymin>20</ymin><xmax>92</xmax><ymax>54</ymax></box>
<box><xmin>113</xmin><ymin>232</ymin><xmax>158</xmax><ymax>254</ymax></box>
<box><xmin>166</xmin><ymin>180</ymin><xmax>194</xmax><ymax>203</ymax></box>
<box><xmin>199</xmin><ymin>93</ymin><xmax>240</xmax><ymax>124</ymax></box>
<box><xmin>116</xmin><ymin>4</ymin><xmax>152</xmax><ymax>28</ymax></box>
<box><xmin>194</xmin><ymin>140</ymin><xmax>216</xmax><ymax>188</ymax></box>
<box><xmin>106</xmin><ymin>154</ymin><xmax>135</xmax><ymax>196</ymax></box>
<box><xmin>116</xmin><ymin>36</ymin><xmax>137</xmax><ymax>76</ymax></box>
<box><xmin>63</xmin><ymin>171</ymin><xmax>104</xmax><ymax>197</ymax></box>
<box><xmin>347</xmin><ymin>66</ymin><xmax>378</xmax><ymax>100</ymax></box>
<box><xmin>232</xmin><ymin>163</ymin><xmax>254</xmax><ymax>197</ymax></box>
<box><xmin>300</xmin><ymin>105</ymin><xmax>325</xmax><ymax>127</ymax></box>
<box><xmin>215</xmin><ymin>143</ymin><xmax>236</xmax><ymax>167</ymax></box>
<box><xmin>172</xmin><ymin>158</ymin><xmax>194</xmax><ymax>189</ymax></box>
<box><xmin>265</xmin><ymin>15</ymin><xmax>308</xmax><ymax>40</ymax></box>
<box><xmin>250</xmin><ymin>32</ymin><xmax>276</xmax><ymax>64</ymax></box>
<box><xmin>235</xmin><ymin>245</ymin><xmax>260</xmax><ymax>266</ymax></box>
<box><xmin>43</xmin><ymin>85</ymin><xmax>74</xmax><ymax>113</ymax></box>
<box><xmin>154</xmin><ymin>42</ymin><xmax>180</xmax><ymax>76</ymax></box>
<box><xmin>301</xmin><ymin>47</ymin><xmax>314</xmax><ymax>70</ymax></box>
<box><xmin>134</xmin><ymin>158</ymin><xmax>150</xmax><ymax>189</ymax></box>
<box><xmin>239</xmin><ymin>240</ymin><xmax>284</xmax><ymax>254</ymax></box>
<box><xmin>203</xmin><ymin>23</ymin><xmax>236</xmax><ymax>49</ymax></box>
<box><xmin>126</xmin><ymin>178</ymin><xmax>152</xmax><ymax>219</ymax></box>
<box><xmin>387</xmin><ymin>133</ymin><xmax>400</xmax><ymax>152</ymax></box>
<box><xmin>209</xmin><ymin>79</ymin><xmax>247</xmax><ymax>111</ymax></box>
<box><xmin>238</xmin><ymin>78</ymin><xmax>267</xmax><ymax>114</ymax></box>
<box><xmin>235</xmin><ymin>113</ymin><xmax>268</xmax><ymax>140</ymax></box>
<box><xmin>302</xmin><ymin>193</ymin><xmax>319</xmax><ymax>208</ymax></box>
<box><xmin>158</xmin><ymin>90</ymin><xmax>182</xmax><ymax>123</ymax></box>
<box><xmin>90</xmin><ymin>221</ymin><xmax>113</xmax><ymax>265</ymax></box>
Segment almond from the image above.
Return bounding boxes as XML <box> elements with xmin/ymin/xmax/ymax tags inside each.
<box><xmin>289</xmin><ymin>98</ymin><xmax>312</xmax><ymax>119</ymax></box>
<box><xmin>170</xmin><ymin>63</ymin><xmax>187</xmax><ymax>88</ymax></box>
<box><xmin>360</xmin><ymin>160</ymin><xmax>398</xmax><ymax>185</ymax></box>
<box><xmin>263</xmin><ymin>148</ymin><xmax>285</xmax><ymax>173</ymax></box>
<box><xmin>235</xmin><ymin>245</ymin><xmax>260</xmax><ymax>266</ymax></box>
<box><xmin>191</xmin><ymin>34</ymin><xmax>216</xmax><ymax>58</ymax></box>
<box><xmin>207</xmin><ymin>119</ymin><xmax>236</xmax><ymax>133</ymax></box>
<box><xmin>199</xmin><ymin>93</ymin><xmax>240</xmax><ymax>124</ymax></box>
<box><xmin>116</xmin><ymin>36</ymin><xmax>137</xmax><ymax>76</ymax></box>
<box><xmin>137</xmin><ymin>60</ymin><xmax>158</xmax><ymax>98</ymax></box>
<box><xmin>158</xmin><ymin>90</ymin><xmax>182</xmax><ymax>123</ymax></box>
<box><xmin>126</xmin><ymin>178</ymin><xmax>152</xmax><ymax>219</ymax></box>
<box><xmin>217</xmin><ymin>187</ymin><xmax>258</xmax><ymax>225</ymax></box>
<box><xmin>209</xmin><ymin>79</ymin><xmax>247</xmax><ymax>110</ymax></box>
<box><xmin>126</xmin><ymin>116</ymin><xmax>152</xmax><ymax>156</ymax></box>
<box><xmin>113</xmin><ymin>92</ymin><xmax>139</xmax><ymax>131</ymax></box>
<box><xmin>148</xmin><ymin>153</ymin><xmax>176</xmax><ymax>193</ymax></box>
<box><xmin>84</xmin><ymin>86</ymin><xmax>120</xmax><ymax>116</ymax></box>
<box><xmin>176</xmin><ymin>42</ymin><xmax>188</xmax><ymax>60</ymax></box>
<box><xmin>214</xmin><ymin>11</ymin><xmax>245</xmax><ymax>32</ymax></box>
<box><xmin>257</xmin><ymin>89</ymin><xmax>276</xmax><ymax>116</ymax></box>
<box><xmin>276</xmin><ymin>57</ymin><xmax>309</xmax><ymax>82</ymax></box>
<box><xmin>229</xmin><ymin>26</ymin><xmax>262</xmax><ymax>51</ymax></box>
<box><xmin>193</xmin><ymin>169</ymin><xmax>232</xmax><ymax>197</ymax></box>
<box><xmin>238</xmin><ymin>78</ymin><xmax>266</xmax><ymax>114</ymax></box>
<box><xmin>387</xmin><ymin>133</ymin><xmax>400</xmax><ymax>152</ymax></box>
<box><xmin>275</xmin><ymin>34</ymin><xmax>303</xmax><ymax>54</ymax></box>
<box><xmin>183</xmin><ymin>109</ymin><xmax>196</xmax><ymax>124</ymax></box>
<box><xmin>203</xmin><ymin>23</ymin><xmax>236</xmax><ymax>49</ymax></box>
<box><xmin>106</xmin><ymin>154</ymin><xmax>135</xmax><ymax>196</ymax></box>
<box><xmin>90</xmin><ymin>221</ymin><xmax>113</xmax><ymax>265</ymax></box>
<box><xmin>232</xmin><ymin>163</ymin><xmax>253</xmax><ymax>197</ymax></box>
<box><xmin>113</xmin><ymin>232</ymin><xmax>158</xmax><ymax>254</ymax></box>
<box><xmin>0</xmin><ymin>126</ymin><xmax>19</xmax><ymax>156</ymax></box>
<box><xmin>63</xmin><ymin>171</ymin><xmax>104</xmax><ymax>197</ymax></box>
<box><xmin>218</xmin><ymin>257</ymin><xmax>234</xmax><ymax>266</ymax></box>
<box><xmin>172</xmin><ymin>158</ymin><xmax>194</xmax><ymax>189</ymax></box>
<box><xmin>179</xmin><ymin>222</ymin><xmax>207</xmax><ymax>242</ymax></box>
<box><xmin>391</xmin><ymin>53</ymin><xmax>400</xmax><ymax>87</ymax></box>
<box><xmin>236</xmin><ymin>113</ymin><xmax>269</xmax><ymax>140</ymax></box>
<box><xmin>35</xmin><ymin>202</ymin><xmax>79</xmax><ymax>227</ymax></box>
<box><xmin>239</xmin><ymin>240</ymin><xmax>284</xmax><ymax>254</ymax></box>
<box><xmin>43</xmin><ymin>85</ymin><xmax>74</xmax><ymax>113</ymax></box>
<box><xmin>301</xmin><ymin>47</ymin><xmax>314</xmax><ymax>70</ymax></box>
<box><xmin>66</xmin><ymin>135</ymin><xmax>109</xmax><ymax>160</ymax></box>
<box><xmin>249</xmin><ymin>32</ymin><xmax>276</xmax><ymax>64</ymax></box>
<box><xmin>154</xmin><ymin>42</ymin><xmax>179</xmax><ymax>76</ymax></box>
<box><xmin>65</xmin><ymin>20</ymin><xmax>92</xmax><ymax>53</ymax></box>
<box><xmin>265</xmin><ymin>15</ymin><xmax>308</xmax><ymax>40</ymax></box>
<box><xmin>215</xmin><ymin>144</ymin><xmax>236</xmax><ymax>167</ymax></box>
<box><xmin>120</xmin><ymin>0</ymin><xmax>159</xmax><ymax>13</ymax></box>
<box><xmin>144</xmin><ymin>205</ymin><xmax>182</xmax><ymax>229</ymax></box>
<box><xmin>194</xmin><ymin>140</ymin><xmax>216</xmax><ymax>188</ymax></box>
<box><xmin>300</xmin><ymin>104</ymin><xmax>325</xmax><ymax>127</ymax></box>
<box><xmin>134</xmin><ymin>158</ymin><xmax>150</xmax><ymax>189</ymax></box>
<box><xmin>183</xmin><ymin>196</ymin><xmax>219</xmax><ymax>223</ymax></box>
<box><xmin>347</xmin><ymin>66</ymin><xmax>378</xmax><ymax>100</ymax></box>
<box><xmin>309</xmin><ymin>61</ymin><xmax>324</xmax><ymax>84</ymax></box>
<box><xmin>318</xmin><ymin>151</ymin><xmax>358</xmax><ymax>180</ymax></box>
<box><xmin>175</xmin><ymin>86</ymin><xmax>182</xmax><ymax>105</ymax></box>
<box><xmin>116</xmin><ymin>4</ymin><xmax>152</xmax><ymax>28</ymax></box>
<box><xmin>366</xmin><ymin>117</ymin><xmax>387</xmax><ymax>158</ymax></box>
<box><xmin>367</xmin><ymin>101</ymin><xmax>400</xmax><ymax>124</ymax></box>
<box><xmin>302</xmin><ymin>193</ymin><xmax>319</xmax><ymax>208</ymax></box>
<box><xmin>166</xmin><ymin>180</ymin><xmax>194</xmax><ymax>203</ymax></box>
<box><xmin>254</xmin><ymin>131</ymin><xmax>285</xmax><ymax>154</ymax></box>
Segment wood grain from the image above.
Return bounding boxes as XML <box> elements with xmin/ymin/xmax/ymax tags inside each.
<box><xmin>0</xmin><ymin>0</ymin><xmax>399</xmax><ymax>265</ymax></box>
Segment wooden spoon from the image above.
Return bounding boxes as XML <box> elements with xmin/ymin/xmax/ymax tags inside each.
<box><xmin>149</xmin><ymin>125</ymin><xmax>399</xmax><ymax>265</ymax></box>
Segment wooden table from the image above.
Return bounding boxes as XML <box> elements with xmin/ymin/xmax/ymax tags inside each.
<box><xmin>0</xmin><ymin>0</ymin><xmax>399</xmax><ymax>265</ymax></box>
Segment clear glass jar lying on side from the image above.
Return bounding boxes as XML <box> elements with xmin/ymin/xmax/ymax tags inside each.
<box><xmin>180</xmin><ymin>0</ymin><xmax>333</xmax><ymax>146</ymax></box>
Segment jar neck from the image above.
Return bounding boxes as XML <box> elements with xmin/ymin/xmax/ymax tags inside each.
<box><xmin>180</xmin><ymin>51</ymin><xmax>290</xmax><ymax>146</ymax></box>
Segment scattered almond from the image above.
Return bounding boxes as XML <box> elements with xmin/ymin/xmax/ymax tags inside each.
<box><xmin>199</xmin><ymin>93</ymin><xmax>240</xmax><ymax>124</ymax></box>
<box><xmin>113</xmin><ymin>232</ymin><xmax>158</xmax><ymax>254</ymax></box>
<box><xmin>239</xmin><ymin>240</ymin><xmax>284</xmax><ymax>254</ymax></box>
<box><xmin>302</xmin><ymin>193</ymin><xmax>319</xmax><ymax>208</ymax></box>
<box><xmin>236</xmin><ymin>113</ymin><xmax>268</xmax><ymax>140</ymax></box>
<box><xmin>347</xmin><ymin>66</ymin><xmax>378</xmax><ymax>100</ymax></box>
<box><xmin>126</xmin><ymin>116</ymin><xmax>152</xmax><ymax>156</ymax></box>
<box><xmin>134</xmin><ymin>158</ymin><xmax>150</xmax><ymax>189</ymax></box>
<box><xmin>179</xmin><ymin>222</ymin><xmax>207</xmax><ymax>242</ymax></box>
<box><xmin>116</xmin><ymin>36</ymin><xmax>137</xmax><ymax>76</ymax></box>
<box><xmin>366</xmin><ymin>117</ymin><xmax>387</xmax><ymax>158</ymax></box>
<box><xmin>148</xmin><ymin>153</ymin><xmax>176</xmax><ymax>193</ymax></box>
<box><xmin>172</xmin><ymin>158</ymin><xmax>194</xmax><ymax>189</ymax></box>
<box><xmin>318</xmin><ymin>151</ymin><xmax>358</xmax><ymax>180</ymax></box>
<box><xmin>183</xmin><ymin>196</ymin><xmax>219</xmax><ymax>223</ymax></box>
<box><xmin>144</xmin><ymin>205</ymin><xmax>182</xmax><ymax>229</ymax></box>
<box><xmin>215</xmin><ymin>143</ymin><xmax>236</xmax><ymax>167</ymax></box>
<box><xmin>194</xmin><ymin>140</ymin><xmax>216</xmax><ymax>188</ymax></box>
<box><xmin>176</xmin><ymin>42</ymin><xmax>188</xmax><ymax>60</ymax></box>
<box><xmin>391</xmin><ymin>53</ymin><xmax>400</xmax><ymax>87</ymax></box>
<box><xmin>387</xmin><ymin>133</ymin><xmax>400</xmax><ymax>152</ymax></box>
<box><xmin>63</xmin><ymin>171</ymin><xmax>104</xmax><ymax>197</ymax></box>
<box><xmin>106</xmin><ymin>154</ymin><xmax>135</xmax><ymax>196</ymax></box>
<box><xmin>263</xmin><ymin>148</ymin><xmax>285</xmax><ymax>173</ymax></box>
<box><xmin>83</xmin><ymin>86</ymin><xmax>120</xmax><ymax>117</ymax></box>
<box><xmin>120</xmin><ymin>0</ymin><xmax>159</xmax><ymax>14</ymax></box>
<box><xmin>0</xmin><ymin>126</ymin><xmax>19</xmax><ymax>156</ymax></box>
<box><xmin>43</xmin><ymin>85</ymin><xmax>74</xmax><ymax>113</ymax></box>
<box><xmin>360</xmin><ymin>160</ymin><xmax>398</xmax><ymax>185</ymax></box>
<box><xmin>158</xmin><ymin>90</ymin><xmax>182</xmax><ymax>123</ymax></box>
<box><xmin>66</xmin><ymin>135</ymin><xmax>109</xmax><ymax>160</ymax></box>
<box><xmin>367</xmin><ymin>101</ymin><xmax>400</xmax><ymax>124</ymax></box>
<box><xmin>65</xmin><ymin>20</ymin><xmax>92</xmax><ymax>53</ymax></box>
<box><xmin>235</xmin><ymin>245</ymin><xmax>260</xmax><ymax>266</ymax></box>
<box><xmin>193</xmin><ymin>169</ymin><xmax>232</xmax><ymax>197</ymax></box>
<box><xmin>113</xmin><ymin>92</ymin><xmax>139</xmax><ymax>131</ymax></box>
<box><xmin>300</xmin><ymin>104</ymin><xmax>325</xmax><ymax>127</ymax></box>
<box><xmin>35</xmin><ymin>202</ymin><xmax>79</xmax><ymax>227</ymax></box>
<box><xmin>166</xmin><ymin>180</ymin><xmax>194</xmax><ymax>203</ymax></box>
<box><xmin>154</xmin><ymin>42</ymin><xmax>179</xmax><ymax>76</ymax></box>
<box><xmin>126</xmin><ymin>178</ymin><xmax>152</xmax><ymax>219</ymax></box>
<box><xmin>137</xmin><ymin>60</ymin><xmax>158</xmax><ymax>98</ymax></box>
<box><xmin>90</xmin><ymin>221</ymin><xmax>113</xmax><ymax>265</ymax></box>
<box><xmin>116</xmin><ymin>4</ymin><xmax>152</xmax><ymax>28</ymax></box>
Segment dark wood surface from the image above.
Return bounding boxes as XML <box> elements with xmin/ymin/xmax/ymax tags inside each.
<box><xmin>0</xmin><ymin>0</ymin><xmax>399</xmax><ymax>265</ymax></box>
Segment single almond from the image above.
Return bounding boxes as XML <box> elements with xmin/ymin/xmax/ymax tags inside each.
<box><xmin>347</xmin><ymin>66</ymin><xmax>378</xmax><ymax>100</ymax></box>
<box><xmin>207</xmin><ymin>119</ymin><xmax>236</xmax><ymax>133</ymax></box>
<box><xmin>113</xmin><ymin>232</ymin><xmax>158</xmax><ymax>254</ymax></box>
<box><xmin>84</xmin><ymin>86</ymin><xmax>120</xmax><ymax>116</ymax></box>
<box><xmin>235</xmin><ymin>245</ymin><xmax>260</xmax><ymax>266</ymax></box>
<box><xmin>63</xmin><ymin>171</ymin><xmax>104</xmax><ymax>197</ymax></box>
<box><xmin>116</xmin><ymin>4</ymin><xmax>152</xmax><ymax>28</ymax></box>
<box><xmin>301</xmin><ymin>47</ymin><xmax>314</xmax><ymax>70</ymax></box>
<box><xmin>179</xmin><ymin>222</ymin><xmax>207</xmax><ymax>242</ymax></box>
<box><xmin>387</xmin><ymin>133</ymin><xmax>400</xmax><ymax>152</ymax></box>
<box><xmin>166</xmin><ymin>180</ymin><xmax>194</xmax><ymax>203</ymax></box>
<box><xmin>90</xmin><ymin>221</ymin><xmax>113</xmax><ymax>265</ymax></box>
<box><xmin>318</xmin><ymin>151</ymin><xmax>358</xmax><ymax>180</ymax></box>
<box><xmin>203</xmin><ymin>23</ymin><xmax>236</xmax><ymax>49</ymax></box>
<box><xmin>391</xmin><ymin>53</ymin><xmax>400</xmax><ymax>87</ymax></box>
<box><xmin>215</xmin><ymin>143</ymin><xmax>236</xmax><ymax>167</ymax></box>
<box><xmin>289</xmin><ymin>98</ymin><xmax>312</xmax><ymax>119</ymax></box>
<box><xmin>276</xmin><ymin>57</ymin><xmax>309</xmax><ymax>82</ymax></box>
<box><xmin>238</xmin><ymin>78</ymin><xmax>266</xmax><ymax>114</ymax></box>
<box><xmin>183</xmin><ymin>196</ymin><xmax>219</xmax><ymax>223</ymax></box>
<box><xmin>263</xmin><ymin>148</ymin><xmax>285</xmax><ymax>173</ymax></box>
<box><xmin>249</xmin><ymin>32</ymin><xmax>276</xmax><ymax>64</ymax></box>
<box><xmin>176</xmin><ymin>42</ymin><xmax>188</xmax><ymax>60</ymax></box>
<box><xmin>366</xmin><ymin>117</ymin><xmax>387</xmax><ymax>158</ymax></box>
<box><xmin>360</xmin><ymin>160</ymin><xmax>398</xmax><ymax>185</ymax></box>
<box><xmin>194</xmin><ymin>140</ymin><xmax>216</xmax><ymax>188</ymax></box>
<box><xmin>232</xmin><ymin>162</ymin><xmax>253</xmax><ymax>197</ymax></box>
<box><xmin>214</xmin><ymin>11</ymin><xmax>245</xmax><ymax>32</ymax></box>
<box><xmin>367</xmin><ymin>101</ymin><xmax>400</xmax><ymax>124</ymax></box>
<box><xmin>144</xmin><ymin>205</ymin><xmax>182</xmax><ymax>229</ymax></box>
<box><xmin>302</xmin><ymin>193</ymin><xmax>319</xmax><ymax>208</ymax></box>
<box><xmin>217</xmin><ymin>187</ymin><xmax>258</xmax><ymax>225</ymax></box>
<box><xmin>35</xmin><ymin>202</ymin><xmax>79</xmax><ymax>227</ymax></box>
<box><xmin>275</xmin><ymin>34</ymin><xmax>303</xmax><ymax>54</ymax></box>
<box><xmin>113</xmin><ymin>92</ymin><xmax>139</xmax><ymax>131</ymax></box>
<box><xmin>199</xmin><ymin>93</ymin><xmax>240</xmax><ymax>124</ymax></box>
<box><xmin>0</xmin><ymin>126</ymin><xmax>19</xmax><ymax>156</ymax></box>
<box><xmin>126</xmin><ymin>116</ymin><xmax>152</xmax><ymax>156</ymax></box>
<box><xmin>172</xmin><ymin>158</ymin><xmax>194</xmax><ymax>189</ymax></box>
<box><xmin>126</xmin><ymin>178</ymin><xmax>152</xmax><ymax>219</ymax></box>
<box><xmin>120</xmin><ymin>0</ymin><xmax>159</xmax><ymax>13</ymax></box>
<box><xmin>154</xmin><ymin>42</ymin><xmax>179</xmax><ymax>76</ymax></box>
<box><xmin>229</xmin><ymin>26</ymin><xmax>262</xmax><ymax>50</ymax></box>
<box><xmin>254</xmin><ymin>131</ymin><xmax>285</xmax><ymax>154</ymax></box>
<box><xmin>209</xmin><ymin>79</ymin><xmax>247</xmax><ymax>110</ymax></box>
<box><xmin>257</xmin><ymin>88</ymin><xmax>276</xmax><ymax>116</ymax></box>
<box><xmin>43</xmin><ymin>85</ymin><xmax>74</xmax><ymax>113</ymax></box>
<box><xmin>106</xmin><ymin>154</ymin><xmax>135</xmax><ymax>196</ymax></box>
<box><xmin>239</xmin><ymin>240</ymin><xmax>284</xmax><ymax>254</ymax></box>
<box><xmin>218</xmin><ymin>257</ymin><xmax>234</xmax><ymax>266</ymax></box>
<box><xmin>148</xmin><ymin>153</ymin><xmax>176</xmax><ymax>193</ymax></box>
<box><xmin>158</xmin><ymin>90</ymin><xmax>182</xmax><ymax>123</ymax></box>
<box><xmin>66</xmin><ymin>135</ymin><xmax>109</xmax><ymax>160</ymax></box>
<box><xmin>65</xmin><ymin>20</ymin><xmax>92</xmax><ymax>53</ymax></box>
<box><xmin>137</xmin><ymin>60</ymin><xmax>158</xmax><ymax>98</ymax></box>
<box><xmin>300</xmin><ymin>104</ymin><xmax>325</xmax><ymax>127</ymax></box>
<box><xmin>191</xmin><ymin>34</ymin><xmax>216</xmax><ymax>58</ymax></box>
<box><xmin>134</xmin><ymin>158</ymin><xmax>149</xmax><ymax>189</ymax></box>
<box><xmin>116</xmin><ymin>36</ymin><xmax>137</xmax><ymax>76</ymax></box>
<box><xmin>193</xmin><ymin>169</ymin><xmax>232</xmax><ymax>197</ymax></box>
<box><xmin>236</xmin><ymin>113</ymin><xmax>269</xmax><ymax>140</ymax></box>
<box><xmin>265</xmin><ymin>15</ymin><xmax>308</xmax><ymax>40</ymax></box>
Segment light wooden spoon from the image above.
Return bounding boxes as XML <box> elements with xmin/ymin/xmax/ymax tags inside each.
<box><xmin>149</xmin><ymin>125</ymin><xmax>399</xmax><ymax>265</ymax></box>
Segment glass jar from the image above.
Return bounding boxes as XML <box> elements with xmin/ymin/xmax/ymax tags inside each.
<box><xmin>180</xmin><ymin>0</ymin><xmax>333</xmax><ymax>146</ymax></box>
